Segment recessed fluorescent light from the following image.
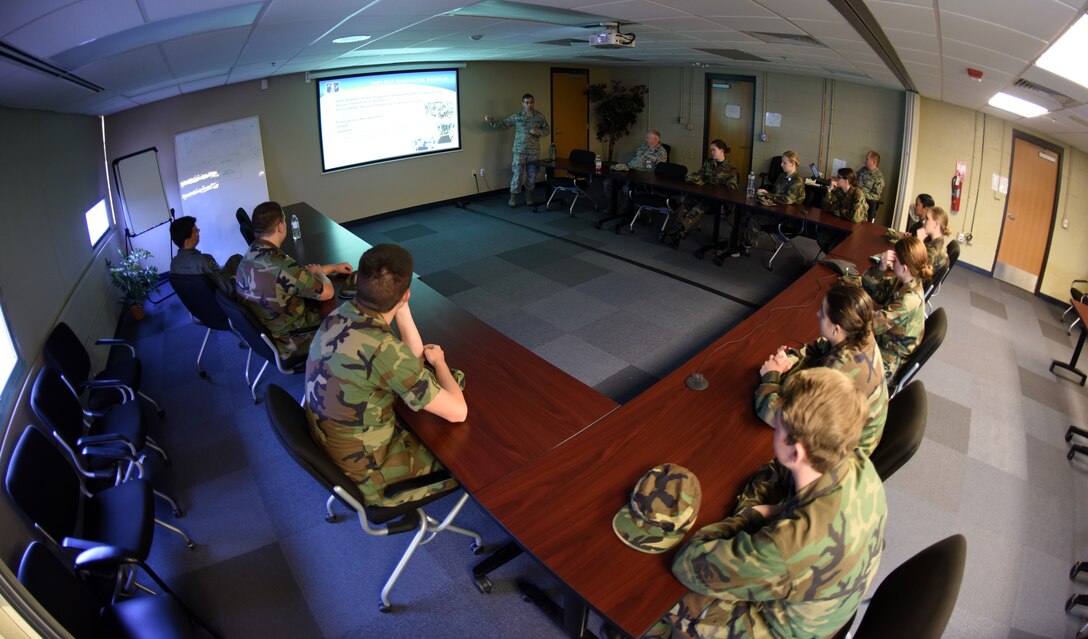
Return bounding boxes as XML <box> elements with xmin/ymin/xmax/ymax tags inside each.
<box><xmin>988</xmin><ymin>92</ymin><xmax>1048</xmax><ymax>118</ymax></box>
<box><xmin>332</xmin><ymin>35</ymin><xmax>371</xmax><ymax>44</ymax></box>
<box><xmin>1036</xmin><ymin>15</ymin><xmax>1088</xmax><ymax>90</ymax></box>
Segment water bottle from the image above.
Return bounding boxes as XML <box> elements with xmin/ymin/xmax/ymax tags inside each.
<box><xmin>746</xmin><ymin>171</ymin><xmax>756</xmax><ymax>199</ymax></box>
<box><xmin>594</xmin><ymin>154</ymin><xmax>602</xmax><ymax>173</ymax></box>
<box><xmin>549</xmin><ymin>142</ymin><xmax>556</xmax><ymax>162</ymax></box>
<box><xmin>290</xmin><ymin>214</ymin><xmax>301</xmax><ymax>240</ymax></box>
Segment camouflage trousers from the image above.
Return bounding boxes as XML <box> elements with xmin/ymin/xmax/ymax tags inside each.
<box><xmin>670</xmin><ymin>198</ymin><xmax>714</xmax><ymax>237</ymax></box>
<box><xmin>642</xmin><ymin>590</ymin><xmax>770</xmax><ymax>638</ymax></box>
<box><xmin>511</xmin><ymin>149</ymin><xmax>540</xmax><ymax>193</ymax></box>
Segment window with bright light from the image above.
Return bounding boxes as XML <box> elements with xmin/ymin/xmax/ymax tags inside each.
<box><xmin>0</xmin><ymin>297</ymin><xmax>19</xmax><ymax>406</ymax></box>
<box><xmin>84</xmin><ymin>198</ymin><xmax>110</xmax><ymax>246</ymax></box>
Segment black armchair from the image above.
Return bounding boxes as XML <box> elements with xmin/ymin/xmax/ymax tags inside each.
<box><xmin>169</xmin><ymin>273</ymin><xmax>234</xmax><ymax>378</ymax></box>
<box><xmin>1063</xmin><ymin>278</ymin><xmax>1088</xmax><ymax>335</ymax></box>
<box><xmin>545</xmin><ymin>149</ymin><xmax>600</xmax><ymax>216</ymax></box>
<box><xmin>890</xmin><ymin>308</ymin><xmax>946</xmax><ymax>398</ymax></box>
<box><xmin>618</xmin><ymin>161</ymin><xmax>688</xmax><ymax>236</ymax></box>
<box><xmin>758</xmin><ymin>155</ymin><xmax>783</xmax><ymax>190</ymax></box>
<box><xmin>264</xmin><ymin>384</ymin><xmax>484</xmax><ymax>612</ymax></box>
<box><xmin>236</xmin><ymin>207</ymin><xmax>255</xmax><ymax>246</ymax></box>
<box><xmin>214</xmin><ymin>290</ymin><xmax>309</xmax><ymax>403</ymax></box>
<box><xmin>43</xmin><ymin>322</ymin><xmax>164</xmax><ymax>417</ymax></box>
<box><xmin>870</xmin><ymin>381</ymin><xmax>927</xmax><ymax>481</ymax></box>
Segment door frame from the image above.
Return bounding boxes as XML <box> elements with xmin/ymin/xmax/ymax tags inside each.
<box><xmin>550</xmin><ymin>67</ymin><xmax>590</xmax><ymax>151</ymax></box>
<box><xmin>991</xmin><ymin>130</ymin><xmax>1062</xmax><ymax>295</ymax></box>
<box><xmin>702</xmin><ymin>73</ymin><xmax>756</xmax><ymax>164</ymax></box>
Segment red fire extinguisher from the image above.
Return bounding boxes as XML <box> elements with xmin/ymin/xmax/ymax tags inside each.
<box><xmin>951</xmin><ymin>161</ymin><xmax>966</xmax><ymax>212</ymax></box>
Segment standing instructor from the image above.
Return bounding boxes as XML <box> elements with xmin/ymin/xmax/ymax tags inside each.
<box><xmin>484</xmin><ymin>93</ymin><xmax>550</xmax><ymax>208</ymax></box>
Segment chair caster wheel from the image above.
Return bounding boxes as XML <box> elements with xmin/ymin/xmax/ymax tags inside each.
<box><xmin>474</xmin><ymin>576</ymin><xmax>493</xmax><ymax>594</ymax></box>
<box><xmin>378</xmin><ymin>602</ymin><xmax>392</xmax><ymax>614</ymax></box>
<box><xmin>325</xmin><ymin>514</ymin><xmax>339</xmax><ymax>523</ymax></box>
<box><xmin>199</xmin><ymin>371</ymin><xmax>207</xmax><ymax>379</ymax></box>
<box><xmin>1067</xmin><ymin>595</ymin><xmax>1079</xmax><ymax>613</ymax></box>
<box><xmin>1071</xmin><ymin>561</ymin><xmax>1084</xmax><ymax>580</ymax></box>
<box><xmin>157</xmin><ymin>410</ymin><xmax>166</xmax><ymax>417</ymax></box>
<box><xmin>1069</xmin><ymin>449</ymin><xmax>1077</xmax><ymax>461</ymax></box>
<box><xmin>187</xmin><ymin>542</ymin><xmax>197</xmax><ymax>551</ymax></box>
<box><xmin>173</xmin><ymin>508</ymin><xmax>184</xmax><ymax>518</ymax></box>
<box><xmin>1067</xmin><ymin>426</ymin><xmax>1076</xmax><ymax>442</ymax></box>
<box><xmin>521</xmin><ymin>594</ymin><xmax>533</xmax><ymax>603</ymax></box>
<box><xmin>471</xmin><ymin>542</ymin><xmax>486</xmax><ymax>555</ymax></box>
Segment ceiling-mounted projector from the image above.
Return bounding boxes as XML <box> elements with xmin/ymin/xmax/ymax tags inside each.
<box><xmin>590</xmin><ymin>24</ymin><xmax>635</xmax><ymax>49</ymax></box>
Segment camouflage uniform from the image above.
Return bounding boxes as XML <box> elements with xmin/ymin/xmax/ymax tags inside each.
<box><xmin>305</xmin><ymin>300</ymin><xmax>459</xmax><ymax>507</ymax></box>
<box><xmin>235</xmin><ymin>239</ymin><xmax>325</xmax><ymax>358</ymax></box>
<box><xmin>926</xmin><ymin>235</ymin><xmax>949</xmax><ymax>280</ymax></box>
<box><xmin>644</xmin><ymin>451</ymin><xmax>886</xmax><ymax>639</ymax></box>
<box><xmin>627</xmin><ymin>143</ymin><xmax>669</xmax><ymax>170</ymax></box>
<box><xmin>861</xmin><ymin>265</ymin><xmax>926</xmax><ymax>380</ymax></box>
<box><xmin>488</xmin><ymin>110</ymin><xmax>550</xmax><ymax>194</ymax></box>
<box><xmin>171</xmin><ymin>248</ymin><xmax>242</xmax><ymax>294</ymax></box>
<box><xmin>769</xmin><ymin>172</ymin><xmax>805</xmax><ymax>205</ymax></box>
<box><xmin>671</xmin><ymin>158</ymin><xmax>739</xmax><ymax>238</ymax></box>
<box><xmin>821</xmin><ymin>186</ymin><xmax>869</xmax><ymax>223</ymax></box>
<box><xmin>855</xmin><ymin>166</ymin><xmax>885</xmax><ymax>203</ymax></box>
<box><xmin>753</xmin><ymin>336</ymin><xmax>888</xmax><ymax>457</ymax></box>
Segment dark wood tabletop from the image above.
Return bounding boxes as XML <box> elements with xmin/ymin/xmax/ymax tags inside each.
<box><xmin>472</xmin><ymin>222</ymin><xmax>891</xmax><ymax>636</ymax></box>
<box><xmin>281</xmin><ymin>203</ymin><xmax>619</xmax><ymax>493</ymax></box>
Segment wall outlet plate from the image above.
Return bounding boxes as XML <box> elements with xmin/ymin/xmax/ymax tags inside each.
<box><xmin>957</xmin><ymin>232</ymin><xmax>966</xmax><ymax>243</ymax></box>
<box><xmin>1063</xmin><ymin>218</ymin><xmax>1070</xmax><ymax>229</ymax></box>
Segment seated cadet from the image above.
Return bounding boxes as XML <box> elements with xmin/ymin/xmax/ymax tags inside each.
<box><xmin>661</xmin><ymin>139</ymin><xmax>738</xmax><ymax>247</ymax></box>
<box><xmin>644</xmin><ymin>367</ymin><xmax>886</xmax><ymax>639</ymax></box>
<box><xmin>855</xmin><ymin>150</ymin><xmax>886</xmax><ymax>205</ymax></box>
<box><xmin>912</xmin><ymin>205</ymin><xmax>952</xmax><ymax>282</ymax></box>
<box><xmin>904</xmin><ymin>192</ymin><xmax>935</xmax><ymax>236</ymax></box>
<box><xmin>168</xmin><ymin>216</ymin><xmax>242</xmax><ymax>293</ymax></box>
<box><xmin>816</xmin><ymin>167</ymin><xmax>869</xmax><ymax>254</ymax></box>
<box><xmin>306</xmin><ymin>244</ymin><xmax>466</xmax><ymax>507</ymax></box>
<box><xmin>726</xmin><ymin>151</ymin><xmax>805</xmax><ymax>259</ymax></box>
<box><xmin>754</xmin><ymin>283</ymin><xmax>888</xmax><ymax>456</ymax></box>
<box><xmin>603</xmin><ymin>129</ymin><xmax>669</xmax><ymax>216</ymax></box>
<box><xmin>235</xmin><ymin>201</ymin><xmax>351</xmax><ymax>357</ymax></box>
<box><xmin>860</xmin><ymin>236</ymin><xmax>931</xmax><ymax>380</ymax></box>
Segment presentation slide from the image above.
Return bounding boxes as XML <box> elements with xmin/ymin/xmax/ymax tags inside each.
<box><xmin>317</xmin><ymin>69</ymin><xmax>461</xmax><ymax>172</ymax></box>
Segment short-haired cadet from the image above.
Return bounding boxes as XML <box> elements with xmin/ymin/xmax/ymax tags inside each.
<box><xmin>645</xmin><ymin>368</ymin><xmax>886</xmax><ymax>639</ymax></box>
<box><xmin>234</xmin><ymin>201</ymin><xmax>352</xmax><ymax>357</ymax></box>
<box><xmin>855</xmin><ymin>150</ymin><xmax>885</xmax><ymax>203</ymax></box>
<box><xmin>168</xmin><ymin>216</ymin><xmax>242</xmax><ymax>293</ymax></box>
<box><xmin>860</xmin><ymin>236</ymin><xmax>931</xmax><ymax>380</ymax></box>
<box><xmin>305</xmin><ymin>244</ymin><xmax>466</xmax><ymax>506</ymax></box>
<box><xmin>755</xmin><ymin>283</ymin><xmax>888</xmax><ymax>456</ymax></box>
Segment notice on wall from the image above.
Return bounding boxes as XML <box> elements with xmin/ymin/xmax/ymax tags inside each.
<box><xmin>831</xmin><ymin>158</ymin><xmax>847</xmax><ymax>174</ymax></box>
<box><xmin>764</xmin><ymin>111</ymin><xmax>782</xmax><ymax>128</ymax></box>
<box><xmin>725</xmin><ymin>104</ymin><xmax>741</xmax><ymax>119</ymax></box>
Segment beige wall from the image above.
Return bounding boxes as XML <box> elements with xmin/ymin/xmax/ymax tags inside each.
<box><xmin>907</xmin><ymin>97</ymin><xmax>1087</xmax><ymax>300</ymax></box>
<box><xmin>0</xmin><ymin>106</ymin><xmax>123</xmax><ymax>566</ymax></box>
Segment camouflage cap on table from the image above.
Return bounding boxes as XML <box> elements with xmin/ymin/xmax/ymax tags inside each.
<box><xmin>612</xmin><ymin>464</ymin><xmax>702</xmax><ymax>554</ymax></box>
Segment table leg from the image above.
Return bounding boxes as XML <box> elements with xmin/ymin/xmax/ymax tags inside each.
<box><xmin>694</xmin><ymin>204</ymin><xmax>724</xmax><ymax>260</ymax></box>
<box><xmin>595</xmin><ymin>178</ymin><xmax>624</xmax><ymax>229</ymax></box>
<box><xmin>1051</xmin><ymin>324</ymin><xmax>1088</xmax><ymax>386</ymax></box>
<box><xmin>517</xmin><ymin>579</ymin><xmax>598</xmax><ymax>639</ymax></box>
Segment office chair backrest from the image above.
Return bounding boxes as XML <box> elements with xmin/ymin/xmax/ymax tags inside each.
<box><xmin>170</xmin><ymin>273</ymin><xmax>230</xmax><ymax>330</ymax></box>
<box><xmin>892</xmin><ymin>308</ymin><xmax>946</xmax><ymax>393</ymax></box>
<box><xmin>42</xmin><ymin>322</ymin><xmax>92</xmax><ymax>389</ymax></box>
<box><xmin>569</xmin><ymin>149</ymin><xmax>595</xmax><ymax>164</ymax></box>
<box><xmin>854</xmin><ymin>534</ymin><xmax>967</xmax><ymax>639</ymax></box>
<box><xmin>215</xmin><ymin>289</ymin><xmax>277</xmax><ymax>364</ymax></box>
<box><xmin>236</xmin><ymin>207</ymin><xmax>255</xmax><ymax>245</ymax></box>
<box><xmin>18</xmin><ymin>542</ymin><xmax>105</xmax><ymax>638</ymax></box>
<box><xmin>660</xmin><ymin>143</ymin><xmax>672</xmax><ymax>161</ymax></box>
<box><xmin>870</xmin><ymin>381</ymin><xmax>927</xmax><ymax>481</ymax></box>
<box><xmin>763</xmin><ymin>155</ymin><xmax>784</xmax><ymax>186</ymax></box>
<box><xmin>945</xmin><ymin>239</ymin><xmax>960</xmax><ymax>270</ymax></box>
<box><xmin>264</xmin><ymin>384</ymin><xmax>370</xmax><ymax>512</ymax></box>
<box><xmin>5</xmin><ymin>426</ymin><xmax>80</xmax><ymax>544</ymax></box>
<box><xmin>654</xmin><ymin>161</ymin><xmax>688</xmax><ymax>181</ymax></box>
<box><xmin>29</xmin><ymin>367</ymin><xmax>85</xmax><ymax>449</ymax></box>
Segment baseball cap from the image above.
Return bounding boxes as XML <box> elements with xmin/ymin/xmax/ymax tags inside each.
<box><xmin>612</xmin><ymin>463</ymin><xmax>702</xmax><ymax>554</ymax></box>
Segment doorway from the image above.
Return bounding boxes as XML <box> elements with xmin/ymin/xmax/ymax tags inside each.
<box><xmin>551</xmin><ymin>68</ymin><xmax>589</xmax><ymax>177</ymax></box>
<box><xmin>703</xmin><ymin>74</ymin><xmax>756</xmax><ymax>179</ymax></box>
<box><xmin>993</xmin><ymin>133</ymin><xmax>1061</xmax><ymax>292</ymax></box>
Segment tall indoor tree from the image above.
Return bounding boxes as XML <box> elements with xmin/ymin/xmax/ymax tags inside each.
<box><xmin>586</xmin><ymin>81</ymin><xmax>649</xmax><ymax>162</ymax></box>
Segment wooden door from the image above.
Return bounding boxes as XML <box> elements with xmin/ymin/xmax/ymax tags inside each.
<box><xmin>551</xmin><ymin>68</ymin><xmax>589</xmax><ymax>177</ymax></box>
<box><xmin>704</xmin><ymin>75</ymin><xmax>755</xmax><ymax>179</ymax></box>
<box><xmin>994</xmin><ymin>135</ymin><xmax>1060</xmax><ymax>292</ymax></box>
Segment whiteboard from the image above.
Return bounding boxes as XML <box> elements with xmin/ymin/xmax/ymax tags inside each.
<box><xmin>114</xmin><ymin>148</ymin><xmax>170</xmax><ymax>236</ymax></box>
<box><xmin>174</xmin><ymin>116</ymin><xmax>269</xmax><ymax>268</ymax></box>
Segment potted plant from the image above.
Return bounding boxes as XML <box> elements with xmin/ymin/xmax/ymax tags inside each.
<box><xmin>107</xmin><ymin>248</ymin><xmax>159</xmax><ymax>320</ymax></box>
<box><xmin>585</xmin><ymin>81</ymin><xmax>649</xmax><ymax>162</ymax></box>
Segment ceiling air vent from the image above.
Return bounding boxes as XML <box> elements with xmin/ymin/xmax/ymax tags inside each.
<box><xmin>695</xmin><ymin>48</ymin><xmax>767</xmax><ymax>62</ymax></box>
<box><xmin>1013</xmin><ymin>78</ymin><xmax>1079</xmax><ymax>109</ymax></box>
<box><xmin>743</xmin><ymin>32</ymin><xmax>826</xmax><ymax>48</ymax></box>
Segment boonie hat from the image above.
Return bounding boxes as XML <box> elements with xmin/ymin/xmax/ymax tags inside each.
<box><xmin>612</xmin><ymin>464</ymin><xmax>702</xmax><ymax>554</ymax></box>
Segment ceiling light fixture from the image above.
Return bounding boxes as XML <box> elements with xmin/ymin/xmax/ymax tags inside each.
<box><xmin>988</xmin><ymin>92</ymin><xmax>1048</xmax><ymax>118</ymax></box>
<box><xmin>332</xmin><ymin>35</ymin><xmax>371</xmax><ymax>44</ymax></box>
<box><xmin>1036</xmin><ymin>14</ymin><xmax>1088</xmax><ymax>90</ymax></box>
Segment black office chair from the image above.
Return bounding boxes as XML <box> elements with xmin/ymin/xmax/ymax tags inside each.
<box><xmin>866</xmin><ymin>199</ymin><xmax>883</xmax><ymax>223</ymax></box>
<box><xmin>236</xmin><ymin>207</ymin><xmax>255</xmax><ymax>246</ymax></box>
<box><xmin>1063</xmin><ymin>278</ymin><xmax>1087</xmax><ymax>335</ymax></box>
<box><xmin>169</xmin><ymin>273</ymin><xmax>234</xmax><ymax>378</ymax></box>
<box><xmin>18</xmin><ymin>541</ymin><xmax>219</xmax><ymax>639</ymax></box>
<box><xmin>758</xmin><ymin>155</ymin><xmax>783</xmax><ymax>190</ymax></box>
<box><xmin>42</xmin><ymin>322</ymin><xmax>164</xmax><ymax>417</ymax></box>
<box><xmin>661</xmin><ymin>142</ymin><xmax>672</xmax><ymax>161</ymax></box>
<box><xmin>870</xmin><ymin>381</ymin><xmax>927</xmax><ymax>481</ymax></box>
<box><xmin>924</xmin><ymin>239</ymin><xmax>959</xmax><ymax>315</ymax></box>
<box><xmin>620</xmin><ymin>161</ymin><xmax>688</xmax><ymax>236</ymax></box>
<box><xmin>545</xmin><ymin>149</ymin><xmax>599</xmax><ymax>216</ymax></box>
<box><xmin>831</xmin><ymin>535</ymin><xmax>967</xmax><ymax>639</ymax></box>
<box><xmin>30</xmin><ymin>366</ymin><xmax>185</xmax><ymax>518</ymax></box>
<box><xmin>890</xmin><ymin>308</ymin><xmax>946</xmax><ymax>398</ymax></box>
<box><xmin>214</xmin><ymin>289</ymin><xmax>309</xmax><ymax>403</ymax></box>
<box><xmin>264</xmin><ymin>384</ymin><xmax>484</xmax><ymax>612</ymax></box>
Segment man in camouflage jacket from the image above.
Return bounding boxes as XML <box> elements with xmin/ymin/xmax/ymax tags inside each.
<box><xmin>485</xmin><ymin>93</ymin><xmax>550</xmax><ymax>207</ymax></box>
<box><xmin>645</xmin><ymin>368</ymin><xmax>886</xmax><ymax>639</ymax></box>
<box><xmin>306</xmin><ymin>244</ymin><xmax>467</xmax><ymax>507</ymax></box>
<box><xmin>855</xmin><ymin>151</ymin><xmax>885</xmax><ymax>204</ymax></box>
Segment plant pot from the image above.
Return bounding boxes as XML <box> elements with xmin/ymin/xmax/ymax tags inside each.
<box><xmin>129</xmin><ymin>304</ymin><xmax>145</xmax><ymax>321</ymax></box>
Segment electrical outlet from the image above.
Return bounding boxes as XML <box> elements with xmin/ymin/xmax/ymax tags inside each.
<box><xmin>1063</xmin><ymin>218</ymin><xmax>1070</xmax><ymax>229</ymax></box>
<box><xmin>957</xmin><ymin>232</ymin><xmax>966</xmax><ymax>243</ymax></box>
<box><xmin>479</xmin><ymin>168</ymin><xmax>486</xmax><ymax>176</ymax></box>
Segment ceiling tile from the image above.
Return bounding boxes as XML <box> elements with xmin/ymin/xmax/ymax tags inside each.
<box><xmin>141</xmin><ymin>0</ymin><xmax>249</xmax><ymax>22</ymax></box>
<box><xmin>76</xmin><ymin>45</ymin><xmax>172</xmax><ymax>93</ymax></box>
<box><xmin>160</xmin><ymin>27</ymin><xmax>248</xmax><ymax>78</ymax></box>
<box><xmin>4</xmin><ymin>0</ymin><xmax>144</xmax><ymax>59</ymax></box>
<box><xmin>0</xmin><ymin>0</ymin><xmax>75</xmax><ymax>37</ymax></box>
<box><xmin>179</xmin><ymin>73</ymin><xmax>228</xmax><ymax>93</ymax></box>
<box><xmin>1020</xmin><ymin>65</ymin><xmax>1088</xmax><ymax>106</ymax></box>
<box><xmin>756</xmin><ymin>0</ymin><xmax>842</xmax><ymax>21</ymax></box>
<box><xmin>940</xmin><ymin>0</ymin><xmax>1076</xmax><ymax>42</ymax></box>
<box><xmin>865</xmin><ymin>1</ymin><xmax>935</xmax><ymax>33</ymax></box>
<box><xmin>650</xmin><ymin>0</ymin><xmax>776</xmax><ymax>18</ymax></box>
<box><xmin>578</xmin><ymin>0</ymin><xmax>688</xmax><ymax>21</ymax></box>
<box><xmin>129</xmin><ymin>85</ymin><xmax>180</xmax><ymax>104</ymax></box>
<box><xmin>941</xmin><ymin>40</ymin><xmax>1030</xmax><ymax>77</ymax></box>
<box><xmin>938</xmin><ymin>11</ymin><xmax>1046</xmax><ymax>62</ymax></box>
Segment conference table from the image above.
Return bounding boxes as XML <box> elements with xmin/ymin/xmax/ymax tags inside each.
<box><xmin>1051</xmin><ymin>299</ymin><xmax>1088</xmax><ymax>386</ymax></box>
<box><xmin>280</xmin><ymin>201</ymin><xmax>887</xmax><ymax>638</ymax></box>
